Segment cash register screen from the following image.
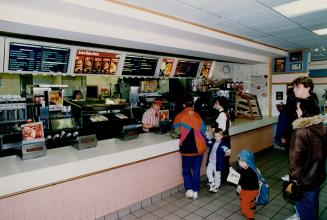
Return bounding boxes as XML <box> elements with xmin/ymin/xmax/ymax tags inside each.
<box><xmin>51</xmin><ymin>118</ymin><xmax>76</xmax><ymax>130</ymax></box>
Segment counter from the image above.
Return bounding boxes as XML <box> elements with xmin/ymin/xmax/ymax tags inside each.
<box><xmin>0</xmin><ymin>116</ymin><xmax>277</xmax><ymax>219</ymax></box>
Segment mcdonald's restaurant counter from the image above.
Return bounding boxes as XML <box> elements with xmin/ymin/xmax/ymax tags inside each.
<box><xmin>0</xmin><ymin>116</ymin><xmax>277</xmax><ymax>198</ymax></box>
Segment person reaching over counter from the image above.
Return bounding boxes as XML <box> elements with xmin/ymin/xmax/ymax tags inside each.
<box><xmin>142</xmin><ymin>98</ymin><xmax>163</xmax><ymax>132</ymax></box>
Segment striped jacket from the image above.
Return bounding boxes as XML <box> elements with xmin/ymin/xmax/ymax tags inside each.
<box><xmin>172</xmin><ymin>107</ymin><xmax>206</xmax><ymax>156</ymax></box>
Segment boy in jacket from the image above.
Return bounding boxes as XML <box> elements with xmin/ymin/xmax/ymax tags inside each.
<box><xmin>206</xmin><ymin>128</ymin><xmax>231</xmax><ymax>192</ymax></box>
<box><xmin>172</xmin><ymin>95</ymin><xmax>206</xmax><ymax>199</ymax></box>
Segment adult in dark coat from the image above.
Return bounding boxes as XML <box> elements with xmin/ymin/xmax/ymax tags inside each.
<box><xmin>285</xmin><ymin>98</ymin><xmax>326</xmax><ymax>220</ymax></box>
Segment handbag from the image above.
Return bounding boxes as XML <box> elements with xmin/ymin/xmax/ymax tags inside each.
<box><xmin>282</xmin><ymin>180</ymin><xmax>302</xmax><ymax>202</ymax></box>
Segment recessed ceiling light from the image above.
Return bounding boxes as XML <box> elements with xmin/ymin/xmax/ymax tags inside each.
<box><xmin>313</xmin><ymin>28</ymin><xmax>327</xmax><ymax>35</ymax></box>
<box><xmin>273</xmin><ymin>0</ymin><xmax>327</xmax><ymax>17</ymax></box>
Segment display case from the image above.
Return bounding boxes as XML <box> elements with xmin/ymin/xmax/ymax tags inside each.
<box><xmin>68</xmin><ymin>100</ymin><xmax>140</xmax><ymax>140</ymax></box>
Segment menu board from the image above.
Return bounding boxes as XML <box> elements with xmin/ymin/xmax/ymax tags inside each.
<box><xmin>122</xmin><ymin>55</ymin><xmax>158</xmax><ymax>76</ymax></box>
<box><xmin>199</xmin><ymin>61</ymin><xmax>212</xmax><ymax>78</ymax></box>
<box><xmin>174</xmin><ymin>60</ymin><xmax>200</xmax><ymax>77</ymax></box>
<box><xmin>159</xmin><ymin>58</ymin><xmax>174</xmax><ymax>77</ymax></box>
<box><xmin>74</xmin><ymin>49</ymin><xmax>119</xmax><ymax>75</ymax></box>
<box><xmin>8</xmin><ymin>42</ymin><xmax>70</xmax><ymax>73</ymax></box>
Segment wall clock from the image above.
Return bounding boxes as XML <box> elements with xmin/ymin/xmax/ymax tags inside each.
<box><xmin>223</xmin><ymin>65</ymin><xmax>230</xmax><ymax>74</ymax></box>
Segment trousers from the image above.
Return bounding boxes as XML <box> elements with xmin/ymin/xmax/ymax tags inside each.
<box><xmin>181</xmin><ymin>155</ymin><xmax>203</xmax><ymax>192</ymax></box>
<box><xmin>296</xmin><ymin>187</ymin><xmax>320</xmax><ymax>220</ymax></box>
<box><xmin>240</xmin><ymin>189</ymin><xmax>259</xmax><ymax>219</ymax></box>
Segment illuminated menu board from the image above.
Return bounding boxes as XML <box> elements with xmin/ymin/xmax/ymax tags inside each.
<box><xmin>174</xmin><ymin>60</ymin><xmax>200</xmax><ymax>78</ymax></box>
<box><xmin>74</xmin><ymin>50</ymin><xmax>119</xmax><ymax>75</ymax></box>
<box><xmin>8</xmin><ymin>42</ymin><xmax>70</xmax><ymax>73</ymax></box>
<box><xmin>122</xmin><ymin>55</ymin><xmax>158</xmax><ymax>76</ymax></box>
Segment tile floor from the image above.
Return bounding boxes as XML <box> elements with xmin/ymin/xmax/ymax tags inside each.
<box><xmin>103</xmin><ymin>148</ymin><xmax>327</xmax><ymax>220</ymax></box>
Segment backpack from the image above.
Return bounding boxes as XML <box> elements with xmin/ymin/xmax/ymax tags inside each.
<box><xmin>256</xmin><ymin>169</ymin><xmax>269</xmax><ymax>205</ymax></box>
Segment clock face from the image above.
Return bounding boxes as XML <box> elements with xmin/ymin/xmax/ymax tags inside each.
<box><xmin>223</xmin><ymin>65</ymin><xmax>230</xmax><ymax>74</ymax></box>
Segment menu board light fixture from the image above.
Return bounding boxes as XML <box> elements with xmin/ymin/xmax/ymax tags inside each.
<box><xmin>0</xmin><ymin>37</ymin><xmax>4</xmax><ymax>72</ymax></box>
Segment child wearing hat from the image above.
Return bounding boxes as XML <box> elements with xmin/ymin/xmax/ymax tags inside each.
<box><xmin>237</xmin><ymin>150</ymin><xmax>260</xmax><ymax>220</ymax></box>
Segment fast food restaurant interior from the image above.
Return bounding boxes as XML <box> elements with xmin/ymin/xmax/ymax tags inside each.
<box><xmin>0</xmin><ymin>0</ymin><xmax>327</xmax><ymax>219</ymax></box>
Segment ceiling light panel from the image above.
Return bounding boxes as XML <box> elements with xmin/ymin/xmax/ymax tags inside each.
<box><xmin>313</xmin><ymin>28</ymin><xmax>327</xmax><ymax>35</ymax></box>
<box><xmin>273</xmin><ymin>0</ymin><xmax>327</xmax><ymax>17</ymax></box>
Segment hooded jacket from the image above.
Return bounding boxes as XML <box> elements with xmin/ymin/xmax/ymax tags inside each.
<box><xmin>172</xmin><ymin>107</ymin><xmax>206</xmax><ymax>156</ymax></box>
<box><xmin>238</xmin><ymin>150</ymin><xmax>259</xmax><ymax>190</ymax></box>
<box><xmin>289</xmin><ymin>115</ymin><xmax>326</xmax><ymax>190</ymax></box>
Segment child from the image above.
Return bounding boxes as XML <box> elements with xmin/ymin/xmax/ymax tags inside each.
<box><xmin>237</xmin><ymin>150</ymin><xmax>260</xmax><ymax>220</ymax></box>
<box><xmin>206</xmin><ymin>128</ymin><xmax>231</xmax><ymax>192</ymax></box>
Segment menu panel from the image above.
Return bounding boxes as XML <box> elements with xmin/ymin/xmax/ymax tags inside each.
<box><xmin>8</xmin><ymin>42</ymin><xmax>70</xmax><ymax>73</ymax></box>
<box><xmin>159</xmin><ymin>58</ymin><xmax>174</xmax><ymax>77</ymax></box>
<box><xmin>122</xmin><ymin>55</ymin><xmax>158</xmax><ymax>76</ymax></box>
<box><xmin>74</xmin><ymin>50</ymin><xmax>120</xmax><ymax>75</ymax></box>
<box><xmin>174</xmin><ymin>60</ymin><xmax>200</xmax><ymax>77</ymax></box>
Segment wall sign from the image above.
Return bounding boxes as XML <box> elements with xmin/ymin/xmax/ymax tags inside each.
<box><xmin>174</xmin><ymin>60</ymin><xmax>200</xmax><ymax>77</ymax></box>
<box><xmin>8</xmin><ymin>42</ymin><xmax>70</xmax><ymax>73</ymax></box>
<box><xmin>74</xmin><ymin>50</ymin><xmax>119</xmax><ymax>75</ymax></box>
<box><xmin>122</xmin><ymin>55</ymin><xmax>158</xmax><ymax>77</ymax></box>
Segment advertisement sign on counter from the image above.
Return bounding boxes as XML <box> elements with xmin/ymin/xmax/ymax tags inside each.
<box><xmin>21</xmin><ymin>122</ymin><xmax>44</xmax><ymax>141</ymax></box>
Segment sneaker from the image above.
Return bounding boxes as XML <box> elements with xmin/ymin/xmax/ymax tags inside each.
<box><xmin>209</xmin><ymin>182</ymin><xmax>216</xmax><ymax>192</ymax></box>
<box><xmin>193</xmin><ymin>191</ymin><xmax>198</xmax><ymax>199</ymax></box>
<box><xmin>185</xmin><ymin>190</ymin><xmax>194</xmax><ymax>199</ymax></box>
<box><xmin>281</xmin><ymin>174</ymin><xmax>290</xmax><ymax>181</ymax></box>
<box><xmin>285</xmin><ymin>213</ymin><xmax>300</xmax><ymax>220</ymax></box>
<box><xmin>211</xmin><ymin>187</ymin><xmax>219</xmax><ymax>193</ymax></box>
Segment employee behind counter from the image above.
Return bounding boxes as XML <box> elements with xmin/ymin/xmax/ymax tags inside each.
<box><xmin>142</xmin><ymin>98</ymin><xmax>163</xmax><ymax>132</ymax></box>
<box><xmin>72</xmin><ymin>90</ymin><xmax>82</xmax><ymax>101</ymax></box>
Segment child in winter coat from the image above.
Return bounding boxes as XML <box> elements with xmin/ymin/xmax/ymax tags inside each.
<box><xmin>237</xmin><ymin>150</ymin><xmax>260</xmax><ymax>220</ymax></box>
<box><xmin>206</xmin><ymin>128</ymin><xmax>231</xmax><ymax>192</ymax></box>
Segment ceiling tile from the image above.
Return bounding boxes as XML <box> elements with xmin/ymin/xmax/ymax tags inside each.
<box><xmin>250</xmin><ymin>19</ymin><xmax>298</xmax><ymax>32</ymax></box>
<box><xmin>290</xmin><ymin>10</ymin><xmax>327</xmax><ymax>25</ymax></box>
<box><xmin>229</xmin><ymin>8</ymin><xmax>283</xmax><ymax>26</ymax></box>
<box><xmin>172</xmin><ymin>0</ymin><xmax>219</xmax><ymax>9</ymax></box>
<box><xmin>257</xmin><ymin>0</ymin><xmax>295</xmax><ymax>7</ymax></box>
<box><xmin>205</xmin><ymin>0</ymin><xmax>266</xmax><ymax>19</ymax></box>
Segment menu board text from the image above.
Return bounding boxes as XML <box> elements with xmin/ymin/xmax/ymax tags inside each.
<box><xmin>8</xmin><ymin>42</ymin><xmax>70</xmax><ymax>73</ymax></box>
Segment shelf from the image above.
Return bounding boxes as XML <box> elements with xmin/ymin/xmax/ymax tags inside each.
<box><xmin>236</xmin><ymin>93</ymin><xmax>262</xmax><ymax>120</ymax></box>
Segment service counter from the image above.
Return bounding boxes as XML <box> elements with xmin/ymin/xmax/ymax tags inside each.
<box><xmin>0</xmin><ymin>116</ymin><xmax>277</xmax><ymax>219</ymax></box>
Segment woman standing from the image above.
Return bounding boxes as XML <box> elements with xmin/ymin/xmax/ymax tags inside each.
<box><xmin>213</xmin><ymin>96</ymin><xmax>231</xmax><ymax>182</ymax></box>
<box><xmin>285</xmin><ymin>98</ymin><xmax>326</xmax><ymax>220</ymax></box>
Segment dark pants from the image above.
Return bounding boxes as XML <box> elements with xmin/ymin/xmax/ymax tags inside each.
<box><xmin>221</xmin><ymin>156</ymin><xmax>230</xmax><ymax>182</ymax></box>
<box><xmin>296</xmin><ymin>187</ymin><xmax>320</xmax><ymax>220</ymax></box>
<box><xmin>182</xmin><ymin>155</ymin><xmax>203</xmax><ymax>192</ymax></box>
